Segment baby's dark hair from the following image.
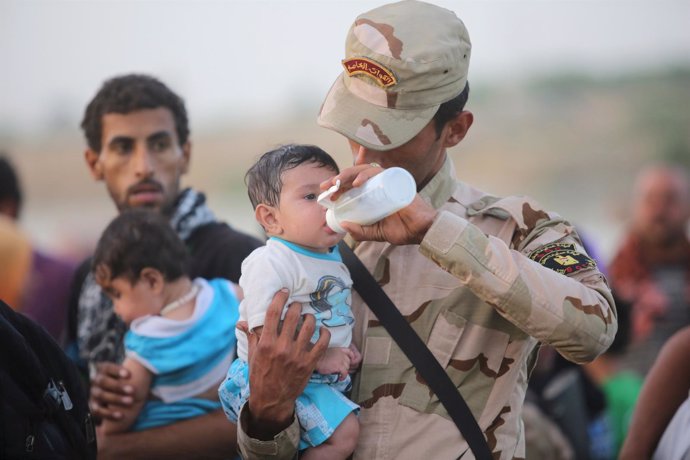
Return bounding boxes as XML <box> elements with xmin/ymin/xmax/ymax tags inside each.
<box><xmin>92</xmin><ymin>209</ymin><xmax>189</xmax><ymax>285</ymax></box>
<box><xmin>245</xmin><ymin>144</ymin><xmax>339</xmax><ymax>209</ymax></box>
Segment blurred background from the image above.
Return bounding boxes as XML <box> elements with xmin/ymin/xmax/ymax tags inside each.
<box><xmin>2</xmin><ymin>0</ymin><xmax>689</xmax><ymax>266</ymax></box>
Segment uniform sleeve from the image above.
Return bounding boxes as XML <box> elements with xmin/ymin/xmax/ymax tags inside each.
<box><xmin>419</xmin><ymin>209</ymin><xmax>617</xmax><ymax>364</ymax></box>
<box><xmin>236</xmin><ymin>402</ymin><xmax>300</xmax><ymax>460</ymax></box>
<box><xmin>240</xmin><ymin>248</ymin><xmax>295</xmax><ymax>332</ymax></box>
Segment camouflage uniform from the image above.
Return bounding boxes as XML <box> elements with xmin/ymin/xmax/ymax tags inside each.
<box><xmin>237</xmin><ymin>157</ymin><xmax>617</xmax><ymax>459</ymax></box>
<box><xmin>238</xmin><ymin>2</ymin><xmax>617</xmax><ymax>458</ymax></box>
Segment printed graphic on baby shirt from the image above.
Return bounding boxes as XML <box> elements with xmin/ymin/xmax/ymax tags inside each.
<box><xmin>309</xmin><ymin>275</ymin><xmax>354</xmax><ymax>329</ymax></box>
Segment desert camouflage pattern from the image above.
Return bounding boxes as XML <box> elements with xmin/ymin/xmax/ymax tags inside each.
<box><xmin>341</xmin><ymin>1</ymin><xmax>469</xmax><ymax>111</ymax></box>
<box><xmin>348</xmin><ymin>157</ymin><xmax>616</xmax><ymax>459</ymax></box>
<box><xmin>237</xmin><ymin>156</ymin><xmax>617</xmax><ymax>459</ymax></box>
<box><xmin>318</xmin><ymin>0</ymin><xmax>471</xmax><ymax>151</ymax></box>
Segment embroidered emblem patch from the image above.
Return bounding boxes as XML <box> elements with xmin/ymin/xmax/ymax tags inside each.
<box><xmin>342</xmin><ymin>57</ymin><xmax>397</xmax><ymax>87</ymax></box>
<box><xmin>528</xmin><ymin>243</ymin><xmax>596</xmax><ymax>276</ymax></box>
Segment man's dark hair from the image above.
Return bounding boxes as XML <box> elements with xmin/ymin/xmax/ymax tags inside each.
<box><xmin>92</xmin><ymin>209</ymin><xmax>189</xmax><ymax>285</ymax></box>
<box><xmin>0</xmin><ymin>155</ymin><xmax>22</xmax><ymax>217</ymax></box>
<box><xmin>245</xmin><ymin>144</ymin><xmax>339</xmax><ymax>209</ymax></box>
<box><xmin>432</xmin><ymin>82</ymin><xmax>470</xmax><ymax>138</ymax></box>
<box><xmin>81</xmin><ymin>74</ymin><xmax>190</xmax><ymax>152</ymax></box>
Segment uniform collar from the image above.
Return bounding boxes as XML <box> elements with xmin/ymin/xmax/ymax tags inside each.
<box><xmin>418</xmin><ymin>155</ymin><xmax>457</xmax><ymax>210</ymax></box>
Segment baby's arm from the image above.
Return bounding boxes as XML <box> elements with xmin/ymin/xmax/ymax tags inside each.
<box><xmin>100</xmin><ymin>357</ymin><xmax>152</xmax><ymax>434</ymax></box>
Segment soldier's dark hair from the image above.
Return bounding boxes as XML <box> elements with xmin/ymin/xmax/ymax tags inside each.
<box><xmin>246</xmin><ymin>144</ymin><xmax>339</xmax><ymax>209</ymax></box>
<box><xmin>81</xmin><ymin>74</ymin><xmax>190</xmax><ymax>153</ymax></box>
<box><xmin>92</xmin><ymin>209</ymin><xmax>189</xmax><ymax>285</ymax></box>
<box><xmin>432</xmin><ymin>82</ymin><xmax>470</xmax><ymax>139</ymax></box>
<box><xmin>0</xmin><ymin>155</ymin><xmax>22</xmax><ymax>218</ymax></box>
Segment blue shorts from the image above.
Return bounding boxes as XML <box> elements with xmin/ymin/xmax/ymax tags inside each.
<box><xmin>219</xmin><ymin>358</ymin><xmax>359</xmax><ymax>450</ymax></box>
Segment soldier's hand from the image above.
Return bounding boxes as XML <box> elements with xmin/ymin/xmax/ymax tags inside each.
<box><xmin>321</xmin><ymin>164</ymin><xmax>437</xmax><ymax>245</ymax></box>
<box><xmin>242</xmin><ymin>289</ymin><xmax>330</xmax><ymax>439</ymax></box>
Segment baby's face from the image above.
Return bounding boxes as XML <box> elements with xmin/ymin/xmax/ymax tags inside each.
<box><xmin>100</xmin><ymin>275</ymin><xmax>158</xmax><ymax>326</ymax></box>
<box><xmin>273</xmin><ymin>162</ymin><xmax>344</xmax><ymax>253</ymax></box>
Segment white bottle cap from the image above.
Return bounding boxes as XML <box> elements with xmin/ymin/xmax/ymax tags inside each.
<box><xmin>325</xmin><ymin>209</ymin><xmax>346</xmax><ymax>234</ymax></box>
<box><xmin>318</xmin><ymin>180</ymin><xmax>346</xmax><ymax>233</ymax></box>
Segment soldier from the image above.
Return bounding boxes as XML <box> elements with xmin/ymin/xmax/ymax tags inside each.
<box><xmin>620</xmin><ymin>325</ymin><xmax>690</xmax><ymax>459</ymax></box>
<box><xmin>236</xmin><ymin>1</ymin><xmax>617</xmax><ymax>459</ymax></box>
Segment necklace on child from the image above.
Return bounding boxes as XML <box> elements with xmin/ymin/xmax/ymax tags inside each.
<box><xmin>160</xmin><ymin>284</ymin><xmax>200</xmax><ymax>316</ymax></box>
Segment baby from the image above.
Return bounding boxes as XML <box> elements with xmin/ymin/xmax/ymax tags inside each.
<box><xmin>219</xmin><ymin>144</ymin><xmax>360</xmax><ymax>459</ymax></box>
<box><xmin>93</xmin><ymin>209</ymin><xmax>241</xmax><ymax>433</ymax></box>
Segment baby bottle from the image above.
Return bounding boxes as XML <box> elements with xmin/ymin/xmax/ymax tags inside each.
<box><xmin>317</xmin><ymin>167</ymin><xmax>416</xmax><ymax>234</ymax></box>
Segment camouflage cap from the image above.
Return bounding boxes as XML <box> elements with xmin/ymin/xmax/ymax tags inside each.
<box><xmin>317</xmin><ymin>0</ymin><xmax>471</xmax><ymax>151</ymax></box>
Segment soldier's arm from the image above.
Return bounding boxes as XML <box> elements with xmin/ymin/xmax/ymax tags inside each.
<box><xmin>236</xmin><ymin>402</ymin><xmax>301</xmax><ymax>460</ymax></box>
<box><xmin>236</xmin><ymin>290</ymin><xmax>329</xmax><ymax>460</ymax></box>
<box><xmin>419</xmin><ymin>209</ymin><xmax>616</xmax><ymax>364</ymax></box>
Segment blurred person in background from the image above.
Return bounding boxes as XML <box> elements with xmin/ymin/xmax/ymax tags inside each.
<box><xmin>582</xmin><ymin>294</ymin><xmax>643</xmax><ymax>458</ymax></box>
<box><xmin>0</xmin><ymin>213</ymin><xmax>31</xmax><ymax>309</ymax></box>
<box><xmin>66</xmin><ymin>74</ymin><xmax>262</xmax><ymax>459</ymax></box>
<box><xmin>0</xmin><ymin>155</ymin><xmax>76</xmax><ymax>343</ymax></box>
<box><xmin>521</xmin><ymin>392</ymin><xmax>575</xmax><ymax>460</ymax></box>
<box><xmin>528</xmin><ymin>343</ymin><xmax>615</xmax><ymax>460</ymax></box>
<box><xmin>619</xmin><ymin>325</ymin><xmax>690</xmax><ymax>459</ymax></box>
<box><xmin>609</xmin><ymin>165</ymin><xmax>690</xmax><ymax>376</ymax></box>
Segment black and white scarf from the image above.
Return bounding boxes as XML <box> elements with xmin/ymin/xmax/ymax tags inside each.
<box><xmin>77</xmin><ymin>188</ymin><xmax>216</xmax><ymax>370</ymax></box>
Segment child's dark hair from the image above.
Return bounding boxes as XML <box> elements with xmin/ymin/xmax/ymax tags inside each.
<box><xmin>245</xmin><ymin>144</ymin><xmax>339</xmax><ymax>209</ymax></box>
<box><xmin>92</xmin><ymin>209</ymin><xmax>189</xmax><ymax>285</ymax></box>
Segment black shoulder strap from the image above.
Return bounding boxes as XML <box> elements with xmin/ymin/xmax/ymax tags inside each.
<box><xmin>339</xmin><ymin>242</ymin><xmax>493</xmax><ymax>460</ymax></box>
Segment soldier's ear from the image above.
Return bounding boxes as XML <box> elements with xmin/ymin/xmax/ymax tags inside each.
<box><xmin>255</xmin><ymin>204</ymin><xmax>282</xmax><ymax>236</ymax></box>
<box><xmin>443</xmin><ymin>111</ymin><xmax>473</xmax><ymax>148</ymax></box>
<box><xmin>85</xmin><ymin>149</ymin><xmax>104</xmax><ymax>181</ymax></box>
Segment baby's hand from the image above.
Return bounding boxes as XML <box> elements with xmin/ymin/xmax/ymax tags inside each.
<box><xmin>316</xmin><ymin>347</ymin><xmax>353</xmax><ymax>381</ymax></box>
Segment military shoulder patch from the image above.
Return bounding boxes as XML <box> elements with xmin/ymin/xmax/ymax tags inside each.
<box><xmin>528</xmin><ymin>243</ymin><xmax>596</xmax><ymax>276</ymax></box>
